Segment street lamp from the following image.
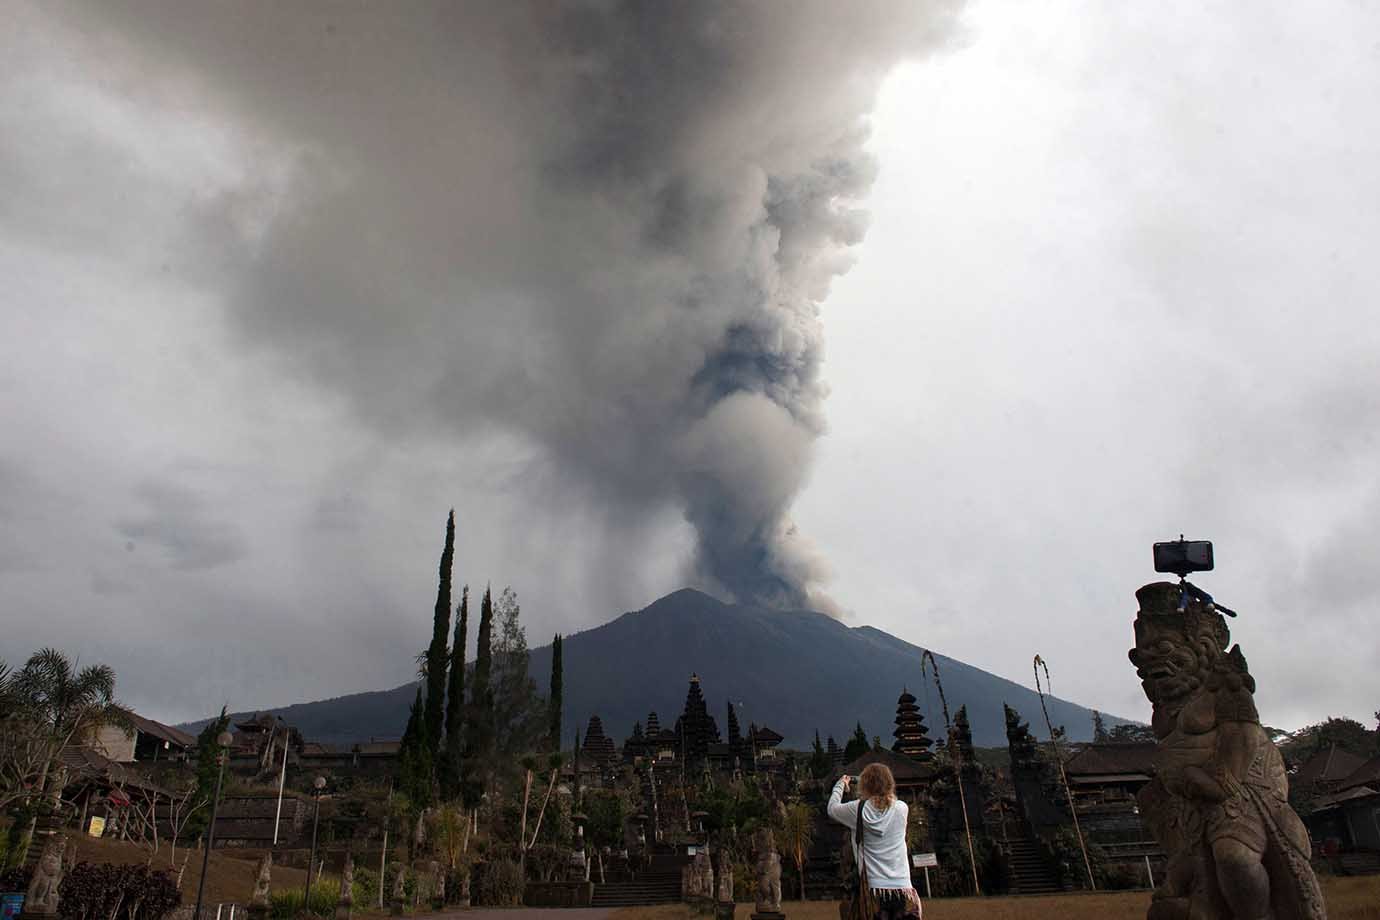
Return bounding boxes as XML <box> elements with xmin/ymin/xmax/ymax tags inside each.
<box><xmin>193</xmin><ymin>731</ymin><xmax>234</xmax><ymax>920</ymax></box>
<box><xmin>304</xmin><ymin>776</ymin><xmax>327</xmax><ymax>902</ymax></box>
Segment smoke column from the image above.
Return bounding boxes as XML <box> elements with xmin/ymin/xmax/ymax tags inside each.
<box><xmin>63</xmin><ymin>1</ymin><xmax>961</xmax><ymax>611</ymax></box>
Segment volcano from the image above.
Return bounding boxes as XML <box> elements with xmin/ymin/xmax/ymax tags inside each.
<box><xmin>182</xmin><ymin>588</ymin><xmax>1134</xmax><ymax>748</ymax></box>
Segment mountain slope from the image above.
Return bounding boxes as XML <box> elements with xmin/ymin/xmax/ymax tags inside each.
<box><xmin>183</xmin><ymin>588</ymin><xmax>1133</xmax><ymax>748</ymax></box>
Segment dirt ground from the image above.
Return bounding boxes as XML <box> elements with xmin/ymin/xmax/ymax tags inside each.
<box><xmin>66</xmin><ymin>835</ymin><xmax>310</xmax><ymax>906</ymax></box>
<box><xmin>611</xmin><ymin>875</ymin><xmax>1380</xmax><ymax>920</ymax></box>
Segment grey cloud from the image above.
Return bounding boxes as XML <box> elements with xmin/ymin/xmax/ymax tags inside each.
<box><xmin>115</xmin><ymin>480</ymin><xmax>248</xmax><ymax>571</ymax></box>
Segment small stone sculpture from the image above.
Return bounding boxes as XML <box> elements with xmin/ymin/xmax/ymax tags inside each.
<box><xmin>715</xmin><ymin>850</ymin><xmax>735</xmax><ymax>920</ymax></box>
<box><xmin>389</xmin><ymin>863</ymin><xmax>407</xmax><ymax>916</ymax></box>
<box><xmin>248</xmin><ymin>853</ymin><xmax>272</xmax><ymax>920</ymax></box>
<box><xmin>426</xmin><ymin>860</ymin><xmax>443</xmax><ymax>908</ymax></box>
<box><xmin>335</xmin><ymin>852</ymin><xmax>354</xmax><ymax>920</ymax></box>
<box><xmin>455</xmin><ymin>868</ymin><xmax>471</xmax><ymax>908</ymax></box>
<box><xmin>751</xmin><ymin>827</ymin><xmax>783</xmax><ymax>919</ymax></box>
<box><xmin>681</xmin><ymin>858</ymin><xmax>700</xmax><ymax>901</ymax></box>
<box><xmin>1130</xmin><ymin>582</ymin><xmax>1326</xmax><ymax>920</ymax></box>
<box><xmin>23</xmin><ymin>835</ymin><xmax>66</xmax><ymax>918</ymax></box>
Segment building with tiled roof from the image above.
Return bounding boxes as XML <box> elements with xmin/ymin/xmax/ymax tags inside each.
<box><xmin>91</xmin><ymin>712</ymin><xmax>196</xmax><ymax>763</ymax></box>
<box><xmin>1304</xmin><ymin>751</ymin><xmax>1380</xmax><ymax>855</ymax></box>
<box><xmin>1292</xmin><ymin>744</ymin><xmax>1369</xmax><ymax>801</ymax></box>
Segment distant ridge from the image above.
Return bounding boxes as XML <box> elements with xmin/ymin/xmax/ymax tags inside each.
<box><xmin>180</xmin><ymin>587</ymin><xmax>1134</xmax><ymax>748</ymax></box>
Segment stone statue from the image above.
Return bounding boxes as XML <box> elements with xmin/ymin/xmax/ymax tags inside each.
<box><xmin>389</xmin><ymin>863</ymin><xmax>407</xmax><ymax>916</ymax></box>
<box><xmin>716</xmin><ymin>849</ymin><xmax>734</xmax><ymax>903</ymax></box>
<box><xmin>715</xmin><ymin>850</ymin><xmax>735</xmax><ymax>920</ymax></box>
<box><xmin>455</xmin><ymin>867</ymin><xmax>471</xmax><ymax>908</ymax></box>
<box><xmin>682</xmin><ymin>851</ymin><xmax>704</xmax><ymax>901</ymax></box>
<box><xmin>426</xmin><ymin>860</ymin><xmax>443</xmax><ymax>908</ymax></box>
<box><xmin>335</xmin><ymin>852</ymin><xmax>354</xmax><ymax>920</ymax></box>
<box><xmin>248</xmin><ymin>853</ymin><xmax>272</xmax><ymax>920</ymax></box>
<box><xmin>22</xmin><ymin>835</ymin><xmax>66</xmax><ymax>918</ymax></box>
<box><xmin>751</xmin><ymin>827</ymin><xmax>783</xmax><ymax>918</ymax></box>
<box><xmin>1129</xmin><ymin>582</ymin><xmax>1326</xmax><ymax>920</ymax></box>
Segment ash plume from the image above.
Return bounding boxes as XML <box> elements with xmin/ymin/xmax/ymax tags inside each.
<box><xmin>65</xmin><ymin>1</ymin><xmax>961</xmax><ymax>611</ymax></box>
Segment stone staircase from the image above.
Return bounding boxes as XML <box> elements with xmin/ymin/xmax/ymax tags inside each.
<box><xmin>591</xmin><ymin>850</ymin><xmax>688</xmax><ymax>907</ymax></box>
<box><xmin>1004</xmin><ymin>835</ymin><xmax>1062</xmax><ymax>895</ymax></box>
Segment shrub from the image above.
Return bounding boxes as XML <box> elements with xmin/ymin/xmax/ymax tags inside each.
<box><xmin>1102</xmin><ymin>860</ymin><xmax>1149</xmax><ymax>891</ymax></box>
<box><xmin>1044</xmin><ymin>827</ymin><xmax>1108</xmax><ymax>891</ymax></box>
<box><xmin>472</xmin><ymin>860</ymin><xmax>523</xmax><ymax>907</ymax></box>
<box><xmin>58</xmin><ymin>862</ymin><xmax>180</xmax><ymax>920</ymax></box>
<box><xmin>441</xmin><ymin>866</ymin><xmax>468</xmax><ymax>905</ymax></box>
<box><xmin>0</xmin><ymin>865</ymin><xmax>33</xmax><ymax>893</ymax></box>
<box><xmin>350</xmin><ymin>867</ymin><xmax>379</xmax><ymax>909</ymax></box>
<box><xmin>268</xmin><ymin>878</ymin><xmax>337</xmax><ymax>920</ymax></box>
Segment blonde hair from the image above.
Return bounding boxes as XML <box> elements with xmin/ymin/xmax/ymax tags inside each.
<box><xmin>858</xmin><ymin>763</ymin><xmax>896</xmax><ymax>810</ymax></box>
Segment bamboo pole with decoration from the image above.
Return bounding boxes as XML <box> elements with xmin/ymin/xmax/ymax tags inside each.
<box><xmin>920</xmin><ymin>650</ymin><xmax>980</xmax><ymax>896</ymax></box>
<box><xmin>1033</xmin><ymin>655</ymin><xmax>1096</xmax><ymax>890</ymax></box>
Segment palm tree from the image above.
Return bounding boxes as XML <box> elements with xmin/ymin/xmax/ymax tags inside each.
<box><xmin>779</xmin><ymin>802</ymin><xmax>816</xmax><ymax>901</ymax></box>
<box><xmin>7</xmin><ymin>648</ymin><xmax>133</xmax><ymax>802</ymax></box>
<box><xmin>0</xmin><ymin>659</ymin><xmax>16</xmax><ymax>717</ymax></box>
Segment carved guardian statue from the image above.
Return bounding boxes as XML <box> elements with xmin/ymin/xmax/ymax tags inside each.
<box><xmin>389</xmin><ymin>863</ymin><xmax>407</xmax><ymax>916</ymax></box>
<box><xmin>752</xmin><ymin>827</ymin><xmax>783</xmax><ymax>918</ymax></box>
<box><xmin>1129</xmin><ymin>582</ymin><xmax>1326</xmax><ymax>920</ymax></box>
<box><xmin>23</xmin><ymin>835</ymin><xmax>66</xmax><ymax>918</ymax></box>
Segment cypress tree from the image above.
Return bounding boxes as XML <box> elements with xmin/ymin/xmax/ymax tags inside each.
<box><xmin>424</xmin><ymin>510</ymin><xmax>456</xmax><ymax>755</ymax></box>
<box><xmin>398</xmin><ymin>686</ymin><xmax>432</xmax><ymax>807</ymax></box>
<box><xmin>547</xmin><ymin>634</ymin><xmax>563</xmax><ymax>751</ymax></box>
<box><xmin>1092</xmin><ymin>710</ymin><xmax>1108</xmax><ymax>743</ymax></box>
<box><xmin>465</xmin><ymin>586</ymin><xmax>495</xmax><ymax>769</ymax></box>
<box><xmin>843</xmin><ymin>722</ymin><xmax>870</xmax><ymax>762</ymax></box>
<box><xmin>441</xmin><ymin>586</ymin><xmax>469</xmax><ymax>797</ymax></box>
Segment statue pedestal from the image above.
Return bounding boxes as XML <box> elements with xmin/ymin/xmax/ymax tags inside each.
<box><xmin>715</xmin><ymin>901</ymin><xmax>735</xmax><ymax>920</ymax></box>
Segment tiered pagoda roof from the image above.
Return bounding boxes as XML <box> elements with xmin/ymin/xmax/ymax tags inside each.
<box><xmin>892</xmin><ymin>688</ymin><xmax>933</xmax><ymax>761</ymax></box>
<box><xmin>581</xmin><ymin>715</ymin><xmax>617</xmax><ymax>766</ymax></box>
<box><xmin>677</xmin><ymin>674</ymin><xmax>721</xmax><ymax>764</ymax></box>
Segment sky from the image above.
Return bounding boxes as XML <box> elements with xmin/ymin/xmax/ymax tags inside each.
<box><xmin>3</xmin><ymin>0</ymin><xmax>1376</xmax><ymax>734</ymax></box>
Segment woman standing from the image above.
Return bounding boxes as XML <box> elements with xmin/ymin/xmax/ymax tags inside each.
<box><xmin>827</xmin><ymin>763</ymin><xmax>921</xmax><ymax>919</ymax></box>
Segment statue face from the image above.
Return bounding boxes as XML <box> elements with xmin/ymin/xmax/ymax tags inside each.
<box><xmin>1130</xmin><ymin>619</ymin><xmax>1206</xmax><ymax>705</ymax></box>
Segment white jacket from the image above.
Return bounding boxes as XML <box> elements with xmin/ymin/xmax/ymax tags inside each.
<box><xmin>827</xmin><ymin>778</ymin><xmax>912</xmax><ymax>890</ymax></box>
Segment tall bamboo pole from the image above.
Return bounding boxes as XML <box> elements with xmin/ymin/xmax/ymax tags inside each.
<box><xmin>272</xmin><ymin>727</ymin><xmax>289</xmax><ymax>846</ymax></box>
<box><xmin>920</xmin><ymin>650</ymin><xmax>980</xmax><ymax>896</ymax></box>
<box><xmin>1033</xmin><ymin>655</ymin><xmax>1095</xmax><ymax>890</ymax></box>
<box><xmin>378</xmin><ymin>783</ymin><xmax>391</xmax><ymax>909</ymax></box>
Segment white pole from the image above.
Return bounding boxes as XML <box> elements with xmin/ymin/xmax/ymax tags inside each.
<box><xmin>1144</xmin><ymin>855</ymin><xmax>1154</xmax><ymax>889</ymax></box>
<box><xmin>379</xmin><ymin>783</ymin><xmax>392</xmax><ymax>910</ymax></box>
<box><xmin>923</xmin><ymin>867</ymin><xmax>931</xmax><ymax>900</ymax></box>
<box><xmin>273</xmin><ymin>728</ymin><xmax>289</xmax><ymax>846</ymax></box>
<box><xmin>215</xmin><ymin>904</ymin><xmax>222</xmax><ymax>920</ymax></box>
<box><xmin>229</xmin><ymin>906</ymin><xmax>235</xmax><ymax>920</ymax></box>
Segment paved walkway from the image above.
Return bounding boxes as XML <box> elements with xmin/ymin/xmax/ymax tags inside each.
<box><xmin>429</xmin><ymin>910</ymin><xmax>613</xmax><ymax>920</ymax></box>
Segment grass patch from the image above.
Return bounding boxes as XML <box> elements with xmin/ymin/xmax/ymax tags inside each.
<box><xmin>611</xmin><ymin>875</ymin><xmax>1380</xmax><ymax>920</ymax></box>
